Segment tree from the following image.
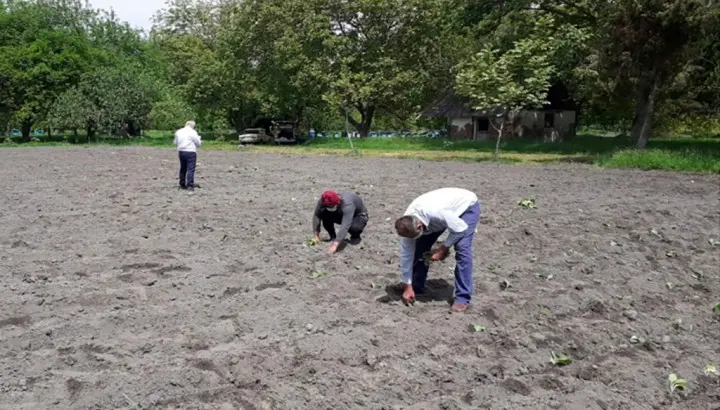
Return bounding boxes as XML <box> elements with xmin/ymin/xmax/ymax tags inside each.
<box><xmin>0</xmin><ymin>0</ymin><xmax>99</xmax><ymax>140</ymax></box>
<box><xmin>47</xmin><ymin>66</ymin><xmax>158</xmax><ymax>140</ymax></box>
<box><xmin>322</xmin><ymin>0</ymin><xmax>457</xmax><ymax>137</ymax></box>
<box><xmin>596</xmin><ymin>0</ymin><xmax>716</xmax><ymax>148</ymax></box>
<box><xmin>455</xmin><ymin>35</ymin><xmax>555</xmax><ymax>159</ymax></box>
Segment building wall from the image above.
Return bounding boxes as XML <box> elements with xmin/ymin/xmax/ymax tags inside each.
<box><xmin>448</xmin><ymin>110</ymin><xmax>577</xmax><ymax>141</ymax></box>
<box><xmin>449</xmin><ymin>117</ymin><xmax>473</xmax><ymax>140</ymax></box>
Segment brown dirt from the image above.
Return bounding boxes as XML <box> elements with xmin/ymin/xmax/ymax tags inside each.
<box><xmin>0</xmin><ymin>147</ymin><xmax>719</xmax><ymax>410</ymax></box>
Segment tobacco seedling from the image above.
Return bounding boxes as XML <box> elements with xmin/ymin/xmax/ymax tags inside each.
<box><xmin>705</xmin><ymin>363</ymin><xmax>717</xmax><ymax>376</ymax></box>
<box><xmin>470</xmin><ymin>324</ymin><xmax>487</xmax><ymax>333</ymax></box>
<box><xmin>668</xmin><ymin>373</ymin><xmax>688</xmax><ymax>393</ymax></box>
<box><xmin>550</xmin><ymin>352</ymin><xmax>572</xmax><ymax>366</ymax></box>
<box><xmin>500</xmin><ymin>280</ymin><xmax>511</xmax><ymax>291</ymax></box>
<box><xmin>310</xmin><ymin>271</ymin><xmax>327</xmax><ymax>278</ymax></box>
<box><xmin>305</xmin><ymin>237</ymin><xmax>320</xmax><ymax>246</ymax></box>
<box><xmin>518</xmin><ymin>198</ymin><xmax>536</xmax><ymax>209</ymax></box>
<box><xmin>713</xmin><ymin>302</ymin><xmax>720</xmax><ymax>313</ymax></box>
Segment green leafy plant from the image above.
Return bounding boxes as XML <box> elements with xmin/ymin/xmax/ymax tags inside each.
<box><xmin>713</xmin><ymin>302</ymin><xmax>720</xmax><ymax>313</ymax></box>
<box><xmin>550</xmin><ymin>352</ymin><xmax>572</xmax><ymax>366</ymax></box>
<box><xmin>310</xmin><ymin>271</ymin><xmax>327</xmax><ymax>278</ymax></box>
<box><xmin>419</xmin><ymin>243</ymin><xmax>450</xmax><ymax>266</ymax></box>
<box><xmin>305</xmin><ymin>237</ymin><xmax>320</xmax><ymax>246</ymax></box>
<box><xmin>705</xmin><ymin>362</ymin><xmax>717</xmax><ymax>376</ymax></box>
<box><xmin>470</xmin><ymin>324</ymin><xmax>487</xmax><ymax>333</ymax></box>
<box><xmin>668</xmin><ymin>373</ymin><xmax>688</xmax><ymax>393</ymax></box>
<box><xmin>518</xmin><ymin>199</ymin><xmax>537</xmax><ymax>209</ymax></box>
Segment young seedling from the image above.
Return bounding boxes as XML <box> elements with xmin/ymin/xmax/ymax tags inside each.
<box><xmin>672</xmin><ymin>318</ymin><xmax>684</xmax><ymax>331</ymax></box>
<box><xmin>668</xmin><ymin>373</ymin><xmax>688</xmax><ymax>393</ymax></box>
<box><xmin>705</xmin><ymin>362</ymin><xmax>717</xmax><ymax>376</ymax></box>
<box><xmin>550</xmin><ymin>352</ymin><xmax>572</xmax><ymax>366</ymax></box>
<box><xmin>310</xmin><ymin>270</ymin><xmax>327</xmax><ymax>279</ymax></box>
<box><xmin>419</xmin><ymin>243</ymin><xmax>451</xmax><ymax>266</ymax></box>
<box><xmin>305</xmin><ymin>237</ymin><xmax>320</xmax><ymax>247</ymax></box>
<box><xmin>518</xmin><ymin>198</ymin><xmax>536</xmax><ymax>209</ymax></box>
<box><xmin>713</xmin><ymin>302</ymin><xmax>720</xmax><ymax>313</ymax></box>
<box><xmin>469</xmin><ymin>324</ymin><xmax>487</xmax><ymax>333</ymax></box>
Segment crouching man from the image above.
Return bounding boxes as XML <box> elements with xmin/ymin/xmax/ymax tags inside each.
<box><xmin>394</xmin><ymin>187</ymin><xmax>480</xmax><ymax>313</ymax></box>
<box><xmin>312</xmin><ymin>190</ymin><xmax>369</xmax><ymax>254</ymax></box>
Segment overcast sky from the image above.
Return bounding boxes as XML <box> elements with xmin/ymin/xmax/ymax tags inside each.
<box><xmin>89</xmin><ymin>0</ymin><xmax>166</xmax><ymax>30</ymax></box>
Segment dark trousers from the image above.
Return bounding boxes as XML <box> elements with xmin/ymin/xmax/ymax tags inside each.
<box><xmin>411</xmin><ymin>202</ymin><xmax>480</xmax><ymax>304</ymax></box>
<box><xmin>321</xmin><ymin>212</ymin><xmax>368</xmax><ymax>239</ymax></box>
<box><xmin>178</xmin><ymin>151</ymin><xmax>197</xmax><ymax>188</ymax></box>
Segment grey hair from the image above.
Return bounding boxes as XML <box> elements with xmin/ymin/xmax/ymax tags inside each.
<box><xmin>185</xmin><ymin>121</ymin><xmax>196</xmax><ymax>129</ymax></box>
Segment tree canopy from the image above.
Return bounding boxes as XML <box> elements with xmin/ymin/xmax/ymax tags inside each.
<box><xmin>0</xmin><ymin>0</ymin><xmax>718</xmax><ymax>145</ymax></box>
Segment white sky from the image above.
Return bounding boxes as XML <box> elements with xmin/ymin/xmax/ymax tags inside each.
<box><xmin>89</xmin><ymin>0</ymin><xmax>167</xmax><ymax>30</ymax></box>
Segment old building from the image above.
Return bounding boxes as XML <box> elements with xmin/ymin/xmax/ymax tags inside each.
<box><xmin>422</xmin><ymin>84</ymin><xmax>579</xmax><ymax>141</ymax></box>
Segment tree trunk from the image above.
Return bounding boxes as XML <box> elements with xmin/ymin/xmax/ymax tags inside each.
<box><xmin>86</xmin><ymin>125</ymin><xmax>95</xmax><ymax>143</ymax></box>
<box><xmin>346</xmin><ymin>105</ymin><xmax>375</xmax><ymax>138</ymax></box>
<box><xmin>21</xmin><ymin>122</ymin><xmax>32</xmax><ymax>143</ymax></box>
<box><xmin>127</xmin><ymin>121</ymin><xmax>140</xmax><ymax>137</ymax></box>
<box><xmin>491</xmin><ymin>111</ymin><xmax>507</xmax><ymax>161</ymax></box>
<box><xmin>635</xmin><ymin>76</ymin><xmax>659</xmax><ymax>150</ymax></box>
<box><xmin>630</xmin><ymin>100</ymin><xmax>646</xmax><ymax>142</ymax></box>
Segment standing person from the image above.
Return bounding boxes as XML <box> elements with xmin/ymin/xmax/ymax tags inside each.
<box><xmin>173</xmin><ymin>121</ymin><xmax>202</xmax><ymax>191</ymax></box>
<box><xmin>394</xmin><ymin>187</ymin><xmax>480</xmax><ymax>313</ymax></box>
<box><xmin>312</xmin><ymin>190</ymin><xmax>369</xmax><ymax>255</ymax></box>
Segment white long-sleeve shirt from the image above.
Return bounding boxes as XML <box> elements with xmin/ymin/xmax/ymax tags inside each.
<box><xmin>174</xmin><ymin>126</ymin><xmax>202</xmax><ymax>152</ymax></box>
<box><xmin>399</xmin><ymin>188</ymin><xmax>478</xmax><ymax>284</ymax></box>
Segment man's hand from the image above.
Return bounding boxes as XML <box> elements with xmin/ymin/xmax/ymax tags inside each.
<box><xmin>430</xmin><ymin>246</ymin><xmax>449</xmax><ymax>261</ymax></box>
<box><xmin>327</xmin><ymin>241</ymin><xmax>340</xmax><ymax>255</ymax></box>
<box><xmin>402</xmin><ymin>284</ymin><xmax>415</xmax><ymax>305</ymax></box>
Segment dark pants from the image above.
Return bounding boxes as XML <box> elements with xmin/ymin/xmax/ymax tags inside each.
<box><xmin>412</xmin><ymin>202</ymin><xmax>480</xmax><ymax>304</ymax></box>
<box><xmin>321</xmin><ymin>211</ymin><xmax>368</xmax><ymax>239</ymax></box>
<box><xmin>178</xmin><ymin>151</ymin><xmax>197</xmax><ymax>188</ymax></box>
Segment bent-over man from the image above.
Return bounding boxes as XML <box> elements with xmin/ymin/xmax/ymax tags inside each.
<box><xmin>313</xmin><ymin>190</ymin><xmax>369</xmax><ymax>254</ymax></box>
<box><xmin>394</xmin><ymin>187</ymin><xmax>480</xmax><ymax>313</ymax></box>
<box><xmin>174</xmin><ymin>120</ymin><xmax>202</xmax><ymax>191</ymax></box>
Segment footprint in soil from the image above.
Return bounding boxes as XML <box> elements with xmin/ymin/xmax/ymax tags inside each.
<box><xmin>378</xmin><ymin>279</ymin><xmax>454</xmax><ymax>304</ymax></box>
<box><xmin>65</xmin><ymin>378</ymin><xmax>85</xmax><ymax>401</ymax></box>
<box><xmin>0</xmin><ymin>315</ymin><xmax>31</xmax><ymax>329</ymax></box>
<box><xmin>501</xmin><ymin>378</ymin><xmax>532</xmax><ymax>396</ymax></box>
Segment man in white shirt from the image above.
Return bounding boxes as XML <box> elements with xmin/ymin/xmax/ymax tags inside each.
<box><xmin>394</xmin><ymin>187</ymin><xmax>480</xmax><ymax>313</ymax></box>
<box><xmin>173</xmin><ymin>121</ymin><xmax>202</xmax><ymax>191</ymax></box>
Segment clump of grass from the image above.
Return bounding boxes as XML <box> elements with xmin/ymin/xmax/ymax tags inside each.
<box><xmin>597</xmin><ymin>149</ymin><xmax>720</xmax><ymax>173</ymax></box>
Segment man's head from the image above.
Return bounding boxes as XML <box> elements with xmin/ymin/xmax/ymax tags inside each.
<box><xmin>395</xmin><ymin>215</ymin><xmax>424</xmax><ymax>239</ymax></box>
<box><xmin>185</xmin><ymin>120</ymin><xmax>196</xmax><ymax>129</ymax></box>
<box><xmin>321</xmin><ymin>190</ymin><xmax>341</xmax><ymax>211</ymax></box>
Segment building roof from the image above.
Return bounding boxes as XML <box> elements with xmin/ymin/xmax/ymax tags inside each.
<box><xmin>421</xmin><ymin>83</ymin><xmax>578</xmax><ymax>118</ymax></box>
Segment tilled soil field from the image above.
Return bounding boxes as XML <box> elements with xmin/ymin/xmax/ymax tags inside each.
<box><xmin>0</xmin><ymin>147</ymin><xmax>719</xmax><ymax>410</ymax></box>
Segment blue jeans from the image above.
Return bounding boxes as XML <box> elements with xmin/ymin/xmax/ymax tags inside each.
<box><xmin>178</xmin><ymin>151</ymin><xmax>197</xmax><ymax>188</ymax></box>
<box><xmin>412</xmin><ymin>202</ymin><xmax>480</xmax><ymax>304</ymax></box>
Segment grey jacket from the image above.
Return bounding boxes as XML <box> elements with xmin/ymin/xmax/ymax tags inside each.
<box><xmin>312</xmin><ymin>191</ymin><xmax>368</xmax><ymax>239</ymax></box>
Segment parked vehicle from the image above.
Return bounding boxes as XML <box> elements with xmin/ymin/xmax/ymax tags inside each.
<box><xmin>238</xmin><ymin>128</ymin><xmax>272</xmax><ymax>144</ymax></box>
<box><xmin>273</xmin><ymin>121</ymin><xmax>298</xmax><ymax>144</ymax></box>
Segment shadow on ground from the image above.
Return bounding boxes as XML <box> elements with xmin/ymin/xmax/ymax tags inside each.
<box><xmin>378</xmin><ymin>279</ymin><xmax>455</xmax><ymax>305</ymax></box>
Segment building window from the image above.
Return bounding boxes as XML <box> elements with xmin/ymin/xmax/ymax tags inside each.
<box><xmin>544</xmin><ymin>112</ymin><xmax>555</xmax><ymax>128</ymax></box>
<box><xmin>476</xmin><ymin>117</ymin><xmax>489</xmax><ymax>131</ymax></box>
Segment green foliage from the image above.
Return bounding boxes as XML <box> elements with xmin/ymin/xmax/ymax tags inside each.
<box><xmin>597</xmin><ymin>148</ymin><xmax>720</xmax><ymax>173</ymax></box>
<box><xmin>550</xmin><ymin>352</ymin><xmax>572</xmax><ymax>366</ymax></box>
<box><xmin>148</xmin><ymin>91</ymin><xmax>196</xmax><ymax>131</ymax></box>
<box><xmin>2</xmin><ymin>0</ymin><xmax>719</xmax><ymax>147</ymax></box>
<box><xmin>668</xmin><ymin>373</ymin><xmax>688</xmax><ymax>393</ymax></box>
